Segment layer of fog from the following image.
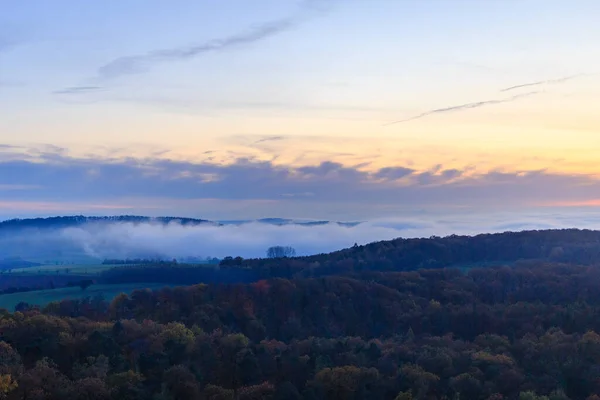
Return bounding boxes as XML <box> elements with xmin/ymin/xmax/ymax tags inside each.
<box><xmin>2</xmin><ymin>209</ymin><xmax>600</xmax><ymax>261</ymax></box>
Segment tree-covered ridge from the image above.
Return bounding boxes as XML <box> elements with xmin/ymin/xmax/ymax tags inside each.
<box><xmin>4</xmin><ymin>230</ymin><xmax>600</xmax><ymax>398</ymax></box>
<box><xmin>1</xmin><ymin>261</ymin><xmax>600</xmax><ymax>399</ymax></box>
<box><xmin>222</xmin><ymin>229</ymin><xmax>600</xmax><ymax>277</ymax></box>
<box><xmin>0</xmin><ymin>215</ymin><xmax>213</xmax><ymax>231</ymax></box>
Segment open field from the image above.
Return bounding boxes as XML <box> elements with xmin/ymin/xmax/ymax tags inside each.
<box><xmin>8</xmin><ymin>263</ymin><xmax>131</xmax><ymax>275</ymax></box>
<box><xmin>21</xmin><ymin>254</ymin><xmax>103</xmax><ymax>265</ymax></box>
<box><xmin>0</xmin><ymin>283</ymin><xmax>172</xmax><ymax>311</ymax></box>
<box><xmin>9</xmin><ymin>262</ymin><xmax>213</xmax><ymax>275</ymax></box>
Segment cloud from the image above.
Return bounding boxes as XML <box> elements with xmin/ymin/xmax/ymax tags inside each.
<box><xmin>53</xmin><ymin>86</ymin><xmax>104</xmax><ymax>95</ymax></box>
<box><xmin>253</xmin><ymin>136</ymin><xmax>286</xmax><ymax>145</ymax></box>
<box><xmin>384</xmin><ymin>91</ymin><xmax>539</xmax><ymax>125</ymax></box>
<box><xmin>374</xmin><ymin>167</ymin><xmax>415</xmax><ymax>181</ymax></box>
<box><xmin>3</xmin><ymin>210</ymin><xmax>600</xmax><ymax>260</ymax></box>
<box><xmin>0</xmin><ymin>201</ymin><xmax>144</xmax><ymax>212</ymax></box>
<box><xmin>281</xmin><ymin>192</ymin><xmax>315</xmax><ymax>198</ymax></box>
<box><xmin>97</xmin><ymin>21</ymin><xmax>293</xmax><ymax>79</ymax></box>
<box><xmin>500</xmin><ymin>74</ymin><xmax>588</xmax><ymax>92</ymax></box>
<box><xmin>93</xmin><ymin>0</ymin><xmax>327</xmax><ymax>81</ymax></box>
<box><xmin>1</xmin><ymin>146</ymin><xmax>600</xmax><ymax>220</ymax></box>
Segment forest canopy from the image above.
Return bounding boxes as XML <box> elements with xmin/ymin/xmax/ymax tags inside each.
<box><xmin>2</xmin><ymin>229</ymin><xmax>600</xmax><ymax>399</ymax></box>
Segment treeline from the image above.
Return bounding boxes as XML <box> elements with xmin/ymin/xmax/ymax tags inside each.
<box><xmin>102</xmin><ymin>257</ymin><xmax>221</xmax><ymax>265</ymax></box>
<box><xmin>221</xmin><ymin>229</ymin><xmax>600</xmax><ymax>278</ymax></box>
<box><xmin>60</xmin><ymin>263</ymin><xmax>600</xmax><ymax>341</ymax></box>
<box><xmin>0</xmin><ymin>262</ymin><xmax>599</xmax><ymax>399</ymax></box>
<box><xmin>99</xmin><ymin>265</ymin><xmax>257</xmax><ymax>286</ymax></box>
<box><xmin>102</xmin><ymin>259</ymin><xmax>179</xmax><ymax>266</ymax></box>
<box><xmin>0</xmin><ymin>215</ymin><xmax>213</xmax><ymax>232</ymax></box>
<box><xmin>0</xmin><ymin>264</ymin><xmax>247</xmax><ymax>294</ymax></box>
<box><xmin>0</xmin><ymin>274</ymin><xmax>88</xmax><ymax>291</ymax></box>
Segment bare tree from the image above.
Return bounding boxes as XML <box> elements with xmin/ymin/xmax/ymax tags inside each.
<box><xmin>266</xmin><ymin>246</ymin><xmax>296</xmax><ymax>258</ymax></box>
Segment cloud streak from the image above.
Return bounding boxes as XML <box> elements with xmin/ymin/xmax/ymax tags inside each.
<box><xmin>253</xmin><ymin>136</ymin><xmax>286</xmax><ymax>145</ymax></box>
<box><xmin>384</xmin><ymin>91</ymin><xmax>539</xmax><ymax>125</ymax></box>
<box><xmin>95</xmin><ymin>1</ymin><xmax>326</xmax><ymax>81</ymax></box>
<box><xmin>53</xmin><ymin>86</ymin><xmax>104</xmax><ymax>95</ymax></box>
<box><xmin>500</xmin><ymin>74</ymin><xmax>588</xmax><ymax>92</ymax></box>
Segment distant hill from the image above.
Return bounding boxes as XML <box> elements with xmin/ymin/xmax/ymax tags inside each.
<box><xmin>0</xmin><ymin>215</ymin><xmax>363</xmax><ymax>264</ymax></box>
<box><xmin>0</xmin><ymin>257</ymin><xmax>41</xmax><ymax>270</ymax></box>
<box><xmin>0</xmin><ymin>215</ymin><xmax>359</xmax><ymax>231</ymax></box>
<box><xmin>0</xmin><ymin>215</ymin><xmax>214</xmax><ymax>232</ymax></box>
<box><xmin>219</xmin><ymin>218</ymin><xmax>360</xmax><ymax>227</ymax></box>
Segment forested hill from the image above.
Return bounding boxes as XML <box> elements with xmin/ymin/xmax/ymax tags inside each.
<box><xmin>0</xmin><ymin>215</ymin><xmax>213</xmax><ymax>231</ymax></box>
<box><xmin>5</xmin><ymin>229</ymin><xmax>600</xmax><ymax>398</ymax></box>
<box><xmin>0</xmin><ymin>216</ymin><xmax>356</xmax><ymax>231</ymax></box>
<box><xmin>221</xmin><ymin>229</ymin><xmax>600</xmax><ymax>277</ymax></box>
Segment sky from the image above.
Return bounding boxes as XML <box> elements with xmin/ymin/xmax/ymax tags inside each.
<box><xmin>1</xmin><ymin>0</ymin><xmax>600</xmax><ymax>221</ymax></box>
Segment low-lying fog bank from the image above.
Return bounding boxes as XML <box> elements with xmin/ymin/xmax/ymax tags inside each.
<box><xmin>2</xmin><ymin>210</ymin><xmax>600</xmax><ymax>261</ymax></box>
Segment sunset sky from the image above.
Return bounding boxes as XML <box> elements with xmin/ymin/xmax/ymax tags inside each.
<box><xmin>1</xmin><ymin>0</ymin><xmax>599</xmax><ymax>220</ymax></box>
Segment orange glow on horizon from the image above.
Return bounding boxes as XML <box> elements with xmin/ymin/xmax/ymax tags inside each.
<box><xmin>539</xmin><ymin>199</ymin><xmax>600</xmax><ymax>208</ymax></box>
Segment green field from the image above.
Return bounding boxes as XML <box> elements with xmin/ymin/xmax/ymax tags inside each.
<box><xmin>22</xmin><ymin>254</ymin><xmax>103</xmax><ymax>265</ymax></box>
<box><xmin>9</xmin><ymin>263</ymin><xmax>131</xmax><ymax>275</ymax></box>
<box><xmin>9</xmin><ymin>262</ymin><xmax>213</xmax><ymax>275</ymax></box>
<box><xmin>0</xmin><ymin>283</ymin><xmax>172</xmax><ymax>311</ymax></box>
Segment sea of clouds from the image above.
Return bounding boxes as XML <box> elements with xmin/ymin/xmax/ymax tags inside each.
<box><xmin>3</xmin><ymin>209</ymin><xmax>600</xmax><ymax>261</ymax></box>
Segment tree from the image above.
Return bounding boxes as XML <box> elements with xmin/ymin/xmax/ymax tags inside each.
<box><xmin>79</xmin><ymin>279</ymin><xmax>94</xmax><ymax>291</ymax></box>
<box><xmin>0</xmin><ymin>375</ymin><xmax>17</xmax><ymax>399</ymax></box>
<box><xmin>0</xmin><ymin>342</ymin><xmax>22</xmax><ymax>377</ymax></box>
<box><xmin>520</xmin><ymin>392</ymin><xmax>550</xmax><ymax>400</ymax></box>
<box><xmin>309</xmin><ymin>366</ymin><xmax>380</xmax><ymax>399</ymax></box>
<box><xmin>266</xmin><ymin>246</ymin><xmax>296</xmax><ymax>258</ymax></box>
<box><xmin>395</xmin><ymin>391</ymin><xmax>413</xmax><ymax>400</ymax></box>
<box><xmin>161</xmin><ymin>365</ymin><xmax>200</xmax><ymax>400</ymax></box>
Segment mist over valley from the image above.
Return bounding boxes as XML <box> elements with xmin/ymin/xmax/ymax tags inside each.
<box><xmin>2</xmin><ymin>210</ymin><xmax>600</xmax><ymax>264</ymax></box>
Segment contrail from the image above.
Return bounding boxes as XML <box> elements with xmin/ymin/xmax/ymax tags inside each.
<box><xmin>384</xmin><ymin>91</ymin><xmax>539</xmax><ymax>126</ymax></box>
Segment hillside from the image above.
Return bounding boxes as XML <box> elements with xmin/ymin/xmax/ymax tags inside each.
<box><xmin>221</xmin><ymin>228</ymin><xmax>600</xmax><ymax>278</ymax></box>
<box><xmin>3</xmin><ymin>258</ymin><xmax>600</xmax><ymax>398</ymax></box>
<box><xmin>3</xmin><ymin>228</ymin><xmax>600</xmax><ymax>398</ymax></box>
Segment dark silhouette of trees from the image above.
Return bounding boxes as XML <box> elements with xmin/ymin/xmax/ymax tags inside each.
<box><xmin>79</xmin><ymin>279</ymin><xmax>94</xmax><ymax>291</ymax></box>
<box><xmin>266</xmin><ymin>246</ymin><xmax>296</xmax><ymax>258</ymax></box>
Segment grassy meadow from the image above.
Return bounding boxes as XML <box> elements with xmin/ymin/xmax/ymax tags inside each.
<box><xmin>0</xmin><ymin>282</ymin><xmax>172</xmax><ymax>311</ymax></box>
<box><xmin>8</xmin><ymin>263</ymin><xmax>130</xmax><ymax>275</ymax></box>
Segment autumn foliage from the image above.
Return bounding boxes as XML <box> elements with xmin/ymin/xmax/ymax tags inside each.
<box><xmin>3</xmin><ymin>231</ymin><xmax>600</xmax><ymax>398</ymax></box>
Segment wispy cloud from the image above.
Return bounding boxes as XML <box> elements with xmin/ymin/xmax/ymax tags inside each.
<box><xmin>384</xmin><ymin>91</ymin><xmax>539</xmax><ymax>125</ymax></box>
<box><xmin>94</xmin><ymin>1</ymin><xmax>326</xmax><ymax>81</ymax></box>
<box><xmin>53</xmin><ymin>86</ymin><xmax>104</xmax><ymax>95</ymax></box>
<box><xmin>500</xmin><ymin>74</ymin><xmax>588</xmax><ymax>92</ymax></box>
<box><xmin>97</xmin><ymin>20</ymin><xmax>295</xmax><ymax>80</ymax></box>
<box><xmin>253</xmin><ymin>136</ymin><xmax>286</xmax><ymax>145</ymax></box>
<box><xmin>53</xmin><ymin>1</ymin><xmax>333</xmax><ymax>98</ymax></box>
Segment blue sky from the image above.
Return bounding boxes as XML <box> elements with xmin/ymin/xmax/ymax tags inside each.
<box><xmin>1</xmin><ymin>0</ymin><xmax>600</xmax><ymax>220</ymax></box>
